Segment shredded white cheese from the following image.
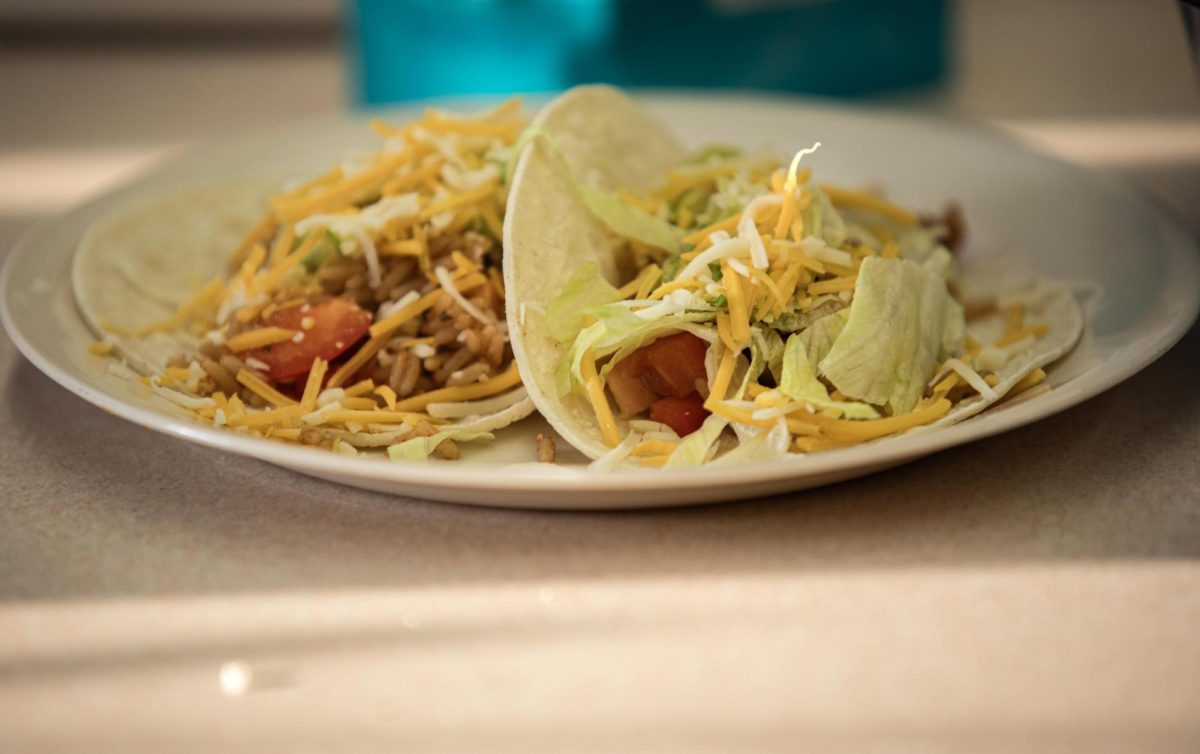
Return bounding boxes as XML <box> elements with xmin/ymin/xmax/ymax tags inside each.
<box><xmin>295</xmin><ymin>193</ymin><xmax>421</xmax><ymax>289</ymax></box>
<box><xmin>377</xmin><ymin>290</ymin><xmax>420</xmax><ymax>322</ymax></box>
<box><xmin>316</xmin><ymin>388</ymin><xmax>345</xmax><ymax>407</ymax></box>
<box><xmin>441</xmin><ymin>161</ymin><xmax>500</xmax><ymax>191</ymax></box>
<box><xmin>976</xmin><ymin>336</ymin><xmax>1035</xmax><ymax>372</ymax></box>
<box><xmin>148</xmin><ymin>377</ymin><xmax>217</xmax><ymax>410</ymax></box>
<box><xmin>303</xmin><ymin>401</ymin><xmax>343</xmax><ymax>425</ymax></box>
<box><xmin>800</xmin><ymin>236</ymin><xmax>853</xmax><ymax>267</ymax></box>
<box><xmin>737</xmin><ymin>194</ymin><xmax>782</xmax><ymax>269</ymax></box>
<box><xmin>675</xmin><ymin>237</ymin><xmax>751</xmax><ymax>284</ymax></box>
<box><xmin>588</xmin><ymin>431</ymin><xmax>642</xmax><ymax>473</ymax></box>
<box><xmin>434</xmin><ymin>265</ymin><xmax>492</xmax><ymax>325</ymax></box>
<box><xmin>185</xmin><ymin>360</ymin><xmax>206</xmax><ymax>392</ymax></box>
<box><xmin>751</xmin><ymin>404</ymin><xmax>798</xmax><ymax>421</ymax></box>
<box><xmin>930</xmin><ymin>358</ymin><xmax>998</xmax><ymax>402</ymax></box>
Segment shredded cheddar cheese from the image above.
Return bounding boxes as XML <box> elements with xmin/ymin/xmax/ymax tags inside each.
<box><xmin>722</xmin><ymin>262</ymin><xmax>751</xmax><ymax>344</ymax></box>
<box><xmin>819</xmin><ymin>184</ymin><xmax>919</xmax><ymax>226</ymax></box>
<box><xmin>807</xmin><ymin>275</ymin><xmax>857</xmax><ymax>296</ymax></box>
<box><xmin>374</xmin><ymin>384</ymin><xmax>398</xmax><ymax>410</ymax></box>
<box><xmin>995</xmin><ymin>323</ymin><xmax>1047</xmax><ymax>348</ymax></box>
<box><xmin>235</xmin><ymin>369</ymin><xmax>296</xmax><ymax>408</ymax></box>
<box><xmin>392</xmin><ymin>362</ymin><xmax>521</xmax><ymax>412</ymax></box>
<box><xmin>580</xmin><ymin>350</ymin><xmax>620</xmax><ymax>448</ymax></box>
<box><xmin>632</xmin><ymin>439</ymin><xmax>679</xmax><ymax>457</ymax></box>
<box><xmin>226</xmin><ymin>327</ymin><xmax>296</xmax><ymax>352</ymax></box>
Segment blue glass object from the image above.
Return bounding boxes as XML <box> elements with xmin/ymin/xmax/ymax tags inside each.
<box><xmin>349</xmin><ymin>0</ymin><xmax>947</xmax><ymax>104</ymax></box>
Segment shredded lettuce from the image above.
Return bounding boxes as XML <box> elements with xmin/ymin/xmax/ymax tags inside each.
<box><xmin>575</xmin><ymin>182</ymin><xmax>684</xmax><ymax>253</ymax></box>
<box><xmin>780</xmin><ymin>333</ymin><xmax>879</xmax><ymax>419</ymax></box>
<box><xmin>797</xmin><ymin>307</ymin><xmax>849</xmax><ymax>364</ymax></box>
<box><xmin>754</xmin><ymin>327</ymin><xmax>786</xmax><ymax>385</ymax></box>
<box><xmin>772</xmin><ymin>299</ymin><xmax>843</xmax><ymax>334</ymax></box>
<box><xmin>542</xmin><ymin>261</ymin><xmax>621</xmax><ymax>344</ymax></box>
<box><xmin>672</xmin><ymin>186</ymin><xmax>711</xmax><ymax>222</ymax></box>
<box><xmin>301</xmin><ymin>229</ymin><xmax>341</xmax><ymax>274</ymax></box>
<box><xmin>555</xmin><ymin>304</ymin><xmax>716</xmax><ymax>397</ymax></box>
<box><xmin>588</xmin><ymin>430</ymin><xmax>642</xmax><ymax>472</ymax></box>
<box><xmin>663</xmin><ymin>414</ymin><xmax>728</xmax><ymax>468</ymax></box>
<box><xmin>697</xmin><ymin>171</ymin><xmax>768</xmax><ymax>227</ymax></box>
<box><xmin>895</xmin><ymin>226</ymin><xmax>955</xmax><ymax>279</ymax></box>
<box><xmin>387</xmin><ymin>430</ymin><xmax>495</xmax><ymax>462</ymax></box>
<box><xmin>732</xmin><ymin>333</ymin><xmax>770</xmax><ymax>400</ymax></box>
<box><xmin>941</xmin><ymin>298</ymin><xmax>966</xmax><ymax>361</ymax></box>
<box><xmin>660</xmin><ymin>254</ymin><xmax>682</xmax><ymax>284</ymax></box>
<box><xmin>711</xmin><ymin>419</ymin><xmax>792</xmax><ymax>466</ymax></box>
<box><xmin>510</xmin><ymin>125</ymin><xmax>683</xmax><ymax>252</ymax></box>
<box><xmin>602</xmin><ymin>316</ymin><xmax>717</xmax><ymax>380</ymax></box>
<box><xmin>819</xmin><ymin>256</ymin><xmax>964</xmax><ymax>414</ymax></box>
<box><xmin>802</xmin><ymin>185</ymin><xmax>848</xmax><ymax>249</ymax></box>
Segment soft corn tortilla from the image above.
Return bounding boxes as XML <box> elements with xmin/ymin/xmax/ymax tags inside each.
<box><xmin>504</xmin><ymin>85</ymin><xmax>687</xmax><ymax>459</ymax></box>
<box><xmin>504</xmin><ymin>85</ymin><xmax>1085</xmax><ymax>461</ymax></box>
<box><xmin>73</xmin><ymin>182</ymin><xmax>274</xmax><ymax>377</ymax></box>
<box><xmin>925</xmin><ymin>265</ymin><xmax>1084</xmax><ymax>431</ymax></box>
<box><xmin>74</xmin><ymin>181</ymin><xmax>533</xmax><ymax>435</ymax></box>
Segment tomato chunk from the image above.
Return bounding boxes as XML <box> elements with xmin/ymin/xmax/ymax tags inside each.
<box><xmin>606</xmin><ymin>361</ymin><xmax>659</xmax><ymax>418</ymax></box>
<box><xmin>240</xmin><ymin>298</ymin><xmax>372</xmax><ymax>380</ymax></box>
<box><xmin>650</xmin><ymin>392</ymin><xmax>710</xmax><ymax>436</ymax></box>
<box><xmin>641</xmin><ymin>332</ymin><xmax>709</xmax><ymax>398</ymax></box>
<box><xmin>606</xmin><ymin>332</ymin><xmax>709</xmax><ymax>417</ymax></box>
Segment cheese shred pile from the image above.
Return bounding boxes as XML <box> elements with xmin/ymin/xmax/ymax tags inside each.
<box><xmin>550</xmin><ymin>142</ymin><xmax>1053</xmax><ymax>468</ymax></box>
<box><xmin>93</xmin><ymin>100</ymin><xmax>531</xmax><ymax>460</ymax></box>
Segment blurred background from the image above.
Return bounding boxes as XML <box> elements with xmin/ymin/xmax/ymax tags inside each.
<box><xmin>0</xmin><ymin>0</ymin><xmax>1196</xmax><ymax>247</ymax></box>
<box><xmin>0</xmin><ymin>4</ymin><xmax>1197</xmax><ymax>750</ymax></box>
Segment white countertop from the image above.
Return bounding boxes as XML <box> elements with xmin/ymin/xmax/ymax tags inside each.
<box><xmin>1</xmin><ymin>2</ymin><xmax>1199</xmax><ymax>751</ymax></box>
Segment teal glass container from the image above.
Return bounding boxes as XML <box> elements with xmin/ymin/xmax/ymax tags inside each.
<box><xmin>349</xmin><ymin>0</ymin><xmax>948</xmax><ymax>104</ymax></box>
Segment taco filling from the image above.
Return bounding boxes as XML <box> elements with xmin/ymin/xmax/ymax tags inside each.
<box><xmin>85</xmin><ymin>99</ymin><xmax>532</xmax><ymax>459</ymax></box>
<box><xmin>504</xmin><ymin>85</ymin><xmax>1083</xmax><ymax>469</ymax></box>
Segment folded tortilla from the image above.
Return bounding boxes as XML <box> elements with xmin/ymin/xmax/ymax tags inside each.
<box><xmin>504</xmin><ymin>85</ymin><xmax>1084</xmax><ymax>462</ymax></box>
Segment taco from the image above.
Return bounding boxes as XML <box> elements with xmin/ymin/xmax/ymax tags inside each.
<box><xmin>504</xmin><ymin>85</ymin><xmax>1083</xmax><ymax>468</ymax></box>
<box><xmin>76</xmin><ymin>99</ymin><xmax>534</xmax><ymax>460</ymax></box>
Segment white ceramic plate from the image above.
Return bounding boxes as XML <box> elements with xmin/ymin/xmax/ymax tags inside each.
<box><xmin>2</xmin><ymin>94</ymin><xmax>1197</xmax><ymax>508</ymax></box>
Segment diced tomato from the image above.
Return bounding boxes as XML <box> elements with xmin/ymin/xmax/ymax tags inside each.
<box><xmin>650</xmin><ymin>392</ymin><xmax>710</xmax><ymax>436</ymax></box>
<box><xmin>239</xmin><ymin>298</ymin><xmax>372</xmax><ymax>380</ymax></box>
<box><xmin>606</xmin><ymin>332</ymin><xmax>709</xmax><ymax>417</ymax></box>
<box><xmin>606</xmin><ymin>360</ymin><xmax>660</xmax><ymax>418</ymax></box>
<box><xmin>640</xmin><ymin>332</ymin><xmax>709</xmax><ymax>398</ymax></box>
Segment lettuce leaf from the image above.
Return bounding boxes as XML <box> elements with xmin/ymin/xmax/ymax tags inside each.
<box><xmin>555</xmin><ymin>303</ymin><xmax>717</xmax><ymax>397</ymax></box>
<box><xmin>941</xmin><ymin>297</ymin><xmax>966</xmax><ymax>360</ymax></box>
<box><xmin>802</xmin><ymin>185</ymin><xmax>848</xmax><ymax>249</ymax></box>
<box><xmin>663</xmin><ymin>414</ymin><xmax>728</xmax><ymax>468</ymax></box>
<box><xmin>542</xmin><ymin>261</ymin><xmax>622</xmax><ymax>344</ymax></box>
<box><xmin>754</xmin><ymin>327</ymin><xmax>786</xmax><ymax>385</ymax></box>
<box><xmin>895</xmin><ymin>226</ymin><xmax>955</xmax><ymax>279</ymax></box>
<box><xmin>711</xmin><ymin>419</ymin><xmax>792</xmax><ymax>466</ymax></box>
<box><xmin>780</xmin><ymin>333</ymin><xmax>878</xmax><ymax>419</ymax></box>
<box><xmin>301</xmin><ymin>229</ymin><xmax>342</xmax><ymax>274</ymax></box>
<box><xmin>797</xmin><ymin>307</ymin><xmax>849</xmax><ymax>364</ymax></box>
<box><xmin>818</xmin><ymin>256</ymin><xmax>963</xmax><ymax>414</ymax></box>
<box><xmin>510</xmin><ymin>126</ymin><xmax>683</xmax><ymax>253</ymax></box>
<box><xmin>575</xmin><ymin>183</ymin><xmax>684</xmax><ymax>253</ymax></box>
<box><xmin>387</xmin><ymin>430</ymin><xmax>495</xmax><ymax>462</ymax></box>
